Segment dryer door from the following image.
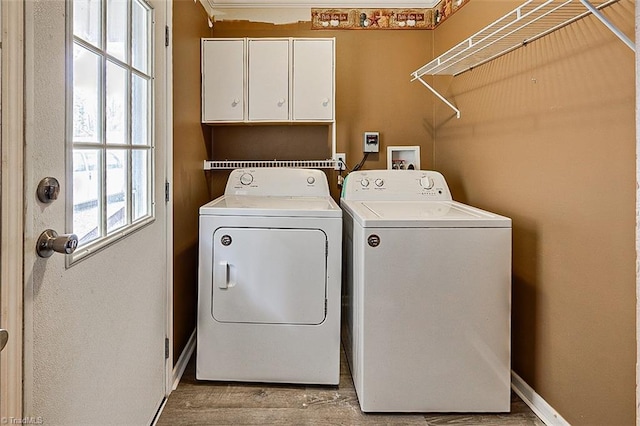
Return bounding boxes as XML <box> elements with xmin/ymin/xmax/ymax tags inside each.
<box><xmin>212</xmin><ymin>227</ymin><xmax>327</xmax><ymax>325</ymax></box>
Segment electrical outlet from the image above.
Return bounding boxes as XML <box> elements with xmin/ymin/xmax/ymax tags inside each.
<box><xmin>335</xmin><ymin>153</ymin><xmax>347</xmax><ymax>171</ymax></box>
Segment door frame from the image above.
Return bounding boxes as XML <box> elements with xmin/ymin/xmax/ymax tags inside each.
<box><xmin>0</xmin><ymin>0</ymin><xmax>24</xmax><ymax>418</ymax></box>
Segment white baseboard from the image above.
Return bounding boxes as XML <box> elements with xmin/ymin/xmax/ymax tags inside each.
<box><xmin>172</xmin><ymin>330</ymin><xmax>196</xmax><ymax>390</ymax></box>
<box><xmin>511</xmin><ymin>371</ymin><xmax>570</xmax><ymax>426</ymax></box>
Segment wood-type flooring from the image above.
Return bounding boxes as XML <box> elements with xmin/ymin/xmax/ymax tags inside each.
<box><xmin>158</xmin><ymin>347</ymin><xmax>544</xmax><ymax>425</ymax></box>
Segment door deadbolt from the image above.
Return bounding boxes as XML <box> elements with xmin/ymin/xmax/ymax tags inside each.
<box><xmin>36</xmin><ymin>177</ymin><xmax>61</xmax><ymax>203</ymax></box>
<box><xmin>36</xmin><ymin>229</ymin><xmax>79</xmax><ymax>258</ymax></box>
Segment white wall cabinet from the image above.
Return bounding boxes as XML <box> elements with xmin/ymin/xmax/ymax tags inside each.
<box><xmin>247</xmin><ymin>39</ymin><xmax>290</xmax><ymax>121</ymax></box>
<box><xmin>201</xmin><ymin>38</ymin><xmax>245</xmax><ymax>122</ymax></box>
<box><xmin>201</xmin><ymin>37</ymin><xmax>335</xmax><ymax>123</ymax></box>
<box><xmin>292</xmin><ymin>39</ymin><xmax>334</xmax><ymax>121</ymax></box>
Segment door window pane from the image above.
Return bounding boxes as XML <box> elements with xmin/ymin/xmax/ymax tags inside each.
<box><xmin>132</xmin><ymin>0</ymin><xmax>149</xmax><ymax>73</ymax></box>
<box><xmin>106</xmin><ymin>61</ymin><xmax>127</xmax><ymax>144</ymax></box>
<box><xmin>132</xmin><ymin>73</ymin><xmax>149</xmax><ymax>145</ymax></box>
<box><xmin>73</xmin><ymin>44</ymin><xmax>101</xmax><ymax>143</ymax></box>
<box><xmin>106</xmin><ymin>0</ymin><xmax>128</xmax><ymax>62</ymax></box>
<box><xmin>73</xmin><ymin>149</ymin><xmax>101</xmax><ymax>245</ymax></box>
<box><xmin>74</xmin><ymin>0</ymin><xmax>102</xmax><ymax>48</ymax></box>
<box><xmin>132</xmin><ymin>149</ymin><xmax>149</xmax><ymax>221</ymax></box>
<box><xmin>106</xmin><ymin>149</ymin><xmax>128</xmax><ymax>232</ymax></box>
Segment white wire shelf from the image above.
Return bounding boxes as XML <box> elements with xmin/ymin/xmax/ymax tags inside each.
<box><xmin>411</xmin><ymin>0</ymin><xmax>632</xmax><ymax>118</ymax></box>
<box><xmin>413</xmin><ymin>0</ymin><xmax>625</xmax><ymax>78</ymax></box>
<box><xmin>204</xmin><ymin>159</ymin><xmax>337</xmax><ymax>170</ymax></box>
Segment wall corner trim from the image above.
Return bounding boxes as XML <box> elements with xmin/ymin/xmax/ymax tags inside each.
<box><xmin>511</xmin><ymin>371</ymin><xmax>571</xmax><ymax>426</ymax></box>
<box><xmin>172</xmin><ymin>330</ymin><xmax>197</xmax><ymax>391</ymax></box>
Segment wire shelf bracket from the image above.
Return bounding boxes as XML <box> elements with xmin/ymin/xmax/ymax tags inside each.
<box><xmin>578</xmin><ymin>0</ymin><xmax>634</xmax><ymax>50</ymax></box>
<box><xmin>415</xmin><ymin>76</ymin><xmax>461</xmax><ymax>119</ymax></box>
<box><xmin>411</xmin><ymin>0</ymin><xmax>632</xmax><ymax>119</ymax></box>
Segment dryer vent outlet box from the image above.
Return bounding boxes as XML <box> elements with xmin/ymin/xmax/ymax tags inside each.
<box><xmin>363</xmin><ymin>132</ymin><xmax>379</xmax><ymax>153</ymax></box>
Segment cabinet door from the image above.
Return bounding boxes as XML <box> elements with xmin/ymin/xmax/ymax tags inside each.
<box><xmin>292</xmin><ymin>39</ymin><xmax>334</xmax><ymax>121</ymax></box>
<box><xmin>201</xmin><ymin>39</ymin><xmax>245</xmax><ymax>122</ymax></box>
<box><xmin>248</xmin><ymin>39</ymin><xmax>289</xmax><ymax>121</ymax></box>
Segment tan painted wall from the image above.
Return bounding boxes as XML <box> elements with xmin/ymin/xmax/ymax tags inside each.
<box><xmin>432</xmin><ymin>1</ymin><xmax>636</xmax><ymax>424</ymax></box>
<box><xmin>172</xmin><ymin>0</ymin><xmax>212</xmax><ymax>364</ymax></box>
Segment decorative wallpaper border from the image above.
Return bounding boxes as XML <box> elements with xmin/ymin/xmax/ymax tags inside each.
<box><xmin>311</xmin><ymin>0</ymin><xmax>469</xmax><ymax>30</ymax></box>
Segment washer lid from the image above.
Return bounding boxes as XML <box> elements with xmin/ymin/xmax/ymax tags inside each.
<box><xmin>200</xmin><ymin>195</ymin><xmax>342</xmax><ymax>218</ymax></box>
<box><xmin>342</xmin><ymin>200</ymin><xmax>511</xmax><ymax>228</ymax></box>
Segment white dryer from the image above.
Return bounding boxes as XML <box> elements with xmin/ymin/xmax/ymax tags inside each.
<box><xmin>341</xmin><ymin>170</ymin><xmax>511</xmax><ymax>412</ymax></box>
<box><xmin>197</xmin><ymin>168</ymin><xmax>342</xmax><ymax>385</ymax></box>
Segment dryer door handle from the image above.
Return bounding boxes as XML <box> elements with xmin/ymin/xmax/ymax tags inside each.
<box><xmin>215</xmin><ymin>261</ymin><xmax>229</xmax><ymax>289</ymax></box>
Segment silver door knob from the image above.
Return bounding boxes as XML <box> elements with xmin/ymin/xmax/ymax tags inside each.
<box><xmin>36</xmin><ymin>229</ymin><xmax>78</xmax><ymax>258</ymax></box>
<box><xmin>0</xmin><ymin>329</ymin><xmax>7</xmax><ymax>352</ymax></box>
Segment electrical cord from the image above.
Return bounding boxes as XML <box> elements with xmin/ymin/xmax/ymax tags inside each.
<box><xmin>352</xmin><ymin>152</ymin><xmax>369</xmax><ymax>172</ymax></box>
<box><xmin>338</xmin><ymin>152</ymin><xmax>369</xmax><ymax>175</ymax></box>
<box><xmin>338</xmin><ymin>158</ymin><xmax>350</xmax><ymax>174</ymax></box>
<box><xmin>337</xmin><ymin>152</ymin><xmax>369</xmax><ymax>188</ymax></box>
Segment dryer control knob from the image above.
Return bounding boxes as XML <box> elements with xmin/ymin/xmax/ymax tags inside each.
<box><xmin>240</xmin><ymin>173</ymin><xmax>253</xmax><ymax>185</ymax></box>
<box><xmin>360</xmin><ymin>178</ymin><xmax>370</xmax><ymax>187</ymax></box>
<box><xmin>307</xmin><ymin>176</ymin><xmax>316</xmax><ymax>184</ymax></box>
<box><xmin>420</xmin><ymin>176</ymin><xmax>434</xmax><ymax>189</ymax></box>
<box><xmin>375</xmin><ymin>178</ymin><xmax>384</xmax><ymax>187</ymax></box>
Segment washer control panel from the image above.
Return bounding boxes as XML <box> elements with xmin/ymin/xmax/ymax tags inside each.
<box><xmin>342</xmin><ymin>170</ymin><xmax>452</xmax><ymax>201</ymax></box>
<box><xmin>225</xmin><ymin>168</ymin><xmax>330</xmax><ymax>197</ymax></box>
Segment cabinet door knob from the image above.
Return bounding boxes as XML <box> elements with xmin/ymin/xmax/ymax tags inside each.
<box><xmin>322</xmin><ymin>98</ymin><xmax>330</xmax><ymax>107</ymax></box>
<box><xmin>231</xmin><ymin>98</ymin><xmax>240</xmax><ymax>107</ymax></box>
<box><xmin>277</xmin><ymin>98</ymin><xmax>286</xmax><ymax>107</ymax></box>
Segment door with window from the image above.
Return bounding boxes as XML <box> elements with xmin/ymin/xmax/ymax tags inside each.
<box><xmin>23</xmin><ymin>0</ymin><xmax>170</xmax><ymax>423</ymax></box>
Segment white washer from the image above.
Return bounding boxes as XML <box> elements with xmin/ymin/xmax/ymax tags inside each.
<box><xmin>197</xmin><ymin>168</ymin><xmax>342</xmax><ymax>385</ymax></box>
<box><xmin>341</xmin><ymin>170</ymin><xmax>512</xmax><ymax>412</ymax></box>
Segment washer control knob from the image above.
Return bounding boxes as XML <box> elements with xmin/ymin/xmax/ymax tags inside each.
<box><xmin>240</xmin><ymin>173</ymin><xmax>253</xmax><ymax>186</ymax></box>
<box><xmin>360</xmin><ymin>178</ymin><xmax>370</xmax><ymax>188</ymax></box>
<box><xmin>375</xmin><ymin>178</ymin><xmax>384</xmax><ymax>187</ymax></box>
<box><xmin>420</xmin><ymin>176</ymin><xmax>434</xmax><ymax>189</ymax></box>
<box><xmin>307</xmin><ymin>176</ymin><xmax>316</xmax><ymax>185</ymax></box>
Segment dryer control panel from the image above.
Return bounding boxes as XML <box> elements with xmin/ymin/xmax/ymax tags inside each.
<box><xmin>225</xmin><ymin>168</ymin><xmax>331</xmax><ymax>197</ymax></box>
<box><xmin>342</xmin><ymin>170</ymin><xmax>452</xmax><ymax>201</ymax></box>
